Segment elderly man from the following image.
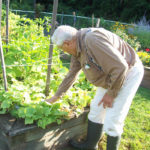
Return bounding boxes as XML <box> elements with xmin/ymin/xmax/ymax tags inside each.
<box><xmin>46</xmin><ymin>25</ymin><xmax>144</xmax><ymax>150</ymax></box>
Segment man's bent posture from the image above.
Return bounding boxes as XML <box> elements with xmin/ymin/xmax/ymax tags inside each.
<box><xmin>46</xmin><ymin>26</ymin><xmax>144</xmax><ymax>150</ymax></box>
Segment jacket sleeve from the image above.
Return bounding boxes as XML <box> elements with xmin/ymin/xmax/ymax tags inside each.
<box><xmin>85</xmin><ymin>31</ymin><xmax>129</xmax><ymax>98</ymax></box>
<box><xmin>55</xmin><ymin>56</ymin><xmax>81</xmax><ymax>97</ymax></box>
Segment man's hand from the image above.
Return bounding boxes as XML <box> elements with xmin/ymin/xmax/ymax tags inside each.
<box><xmin>98</xmin><ymin>93</ymin><xmax>114</xmax><ymax>108</ymax></box>
<box><xmin>45</xmin><ymin>96</ymin><xmax>60</xmax><ymax>104</ymax></box>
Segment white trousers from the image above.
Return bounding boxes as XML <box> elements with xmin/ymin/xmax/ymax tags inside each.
<box><xmin>88</xmin><ymin>57</ymin><xmax>144</xmax><ymax>137</ymax></box>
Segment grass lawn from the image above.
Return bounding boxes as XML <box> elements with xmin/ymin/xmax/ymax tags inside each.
<box><xmin>98</xmin><ymin>87</ymin><xmax>150</xmax><ymax>150</ymax></box>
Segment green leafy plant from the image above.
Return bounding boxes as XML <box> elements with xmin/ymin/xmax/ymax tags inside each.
<box><xmin>129</xmin><ymin>16</ymin><xmax>150</xmax><ymax>49</ymax></box>
<box><xmin>0</xmin><ymin>11</ymin><xmax>93</xmax><ymax>129</ymax></box>
<box><xmin>110</xmin><ymin>22</ymin><xmax>141</xmax><ymax>51</ymax></box>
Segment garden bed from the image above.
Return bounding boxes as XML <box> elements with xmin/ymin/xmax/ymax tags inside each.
<box><xmin>0</xmin><ymin>109</ymin><xmax>89</xmax><ymax>150</ymax></box>
<box><xmin>141</xmin><ymin>67</ymin><xmax>150</xmax><ymax>89</ymax></box>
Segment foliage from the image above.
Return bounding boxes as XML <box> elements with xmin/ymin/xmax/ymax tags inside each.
<box><xmin>133</xmin><ymin>29</ymin><xmax>150</xmax><ymax>49</ymax></box>
<box><xmin>136</xmin><ymin>16</ymin><xmax>150</xmax><ymax>29</ymax></box>
<box><xmin>10</xmin><ymin>0</ymin><xmax>150</xmax><ymax>23</ymax></box>
<box><xmin>111</xmin><ymin>22</ymin><xmax>150</xmax><ymax>67</ymax></box>
<box><xmin>0</xmin><ymin>12</ymin><xmax>95</xmax><ymax>129</ymax></box>
<box><xmin>9</xmin><ymin>0</ymin><xmax>34</xmax><ymax>10</ymax></box>
<box><xmin>127</xmin><ymin>27</ymin><xmax>149</xmax><ymax>48</ymax></box>
<box><xmin>128</xmin><ymin>16</ymin><xmax>150</xmax><ymax>49</ymax></box>
<box><xmin>137</xmin><ymin>51</ymin><xmax>150</xmax><ymax>67</ymax></box>
<box><xmin>110</xmin><ymin>22</ymin><xmax>141</xmax><ymax>51</ymax></box>
<box><xmin>0</xmin><ymin>7</ymin><xmax>149</xmax><ymax>150</ymax></box>
<box><xmin>99</xmin><ymin>18</ymin><xmax>115</xmax><ymax>30</ymax></box>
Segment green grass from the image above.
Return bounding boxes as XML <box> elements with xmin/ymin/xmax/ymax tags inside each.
<box><xmin>98</xmin><ymin>87</ymin><xmax>150</xmax><ymax>150</ymax></box>
<box><xmin>132</xmin><ymin>29</ymin><xmax>150</xmax><ymax>49</ymax></box>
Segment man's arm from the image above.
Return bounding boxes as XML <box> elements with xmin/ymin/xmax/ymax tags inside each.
<box><xmin>46</xmin><ymin>56</ymin><xmax>81</xmax><ymax>103</ymax></box>
<box><xmin>55</xmin><ymin>56</ymin><xmax>81</xmax><ymax>97</ymax></box>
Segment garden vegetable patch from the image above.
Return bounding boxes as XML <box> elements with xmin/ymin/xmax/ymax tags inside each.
<box><xmin>0</xmin><ymin>12</ymin><xmax>95</xmax><ymax>129</ymax></box>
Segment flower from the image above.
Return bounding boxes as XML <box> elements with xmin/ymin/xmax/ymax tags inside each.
<box><xmin>137</xmin><ymin>51</ymin><xmax>150</xmax><ymax>67</ymax></box>
<box><xmin>145</xmin><ymin>48</ymin><xmax>150</xmax><ymax>52</ymax></box>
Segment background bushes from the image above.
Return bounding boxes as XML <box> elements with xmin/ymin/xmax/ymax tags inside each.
<box><xmin>9</xmin><ymin>0</ymin><xmax>150</xmax><ymax>23</ymax></box>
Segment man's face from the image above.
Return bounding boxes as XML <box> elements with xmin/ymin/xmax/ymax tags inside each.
<box><xmin>58</xmin><ymin>39</ymin><xmax>76</xmax><ymax>56</ymax></box>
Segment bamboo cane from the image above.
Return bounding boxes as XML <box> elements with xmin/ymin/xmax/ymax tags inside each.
<box><xmin>0</xmin><ymin>0</ymin><xmax>8</xmax><ymax>91</ymax></box>
<box><xmin>96</xmin><ymin>18</ymin><xmax>100</xmax><ymax>27</ymax></box>
<box><xmin>92</xmin><ymin>14</ymin><xmax>94</xmax><ymax>27</ymax></box>
<box><xmin>45</xmin><ymin>0</ymin><xmax>58</xmax><ymax>96</ymax></box>
<box><xmin>0</xmin><ymin>38</ymin><xmax>8</xmax><ymax>91</ymax></box>
<box><xmin>6</xmin><ymin>0</ymin><xmax>9</xmax><ymax>52</ymax></box>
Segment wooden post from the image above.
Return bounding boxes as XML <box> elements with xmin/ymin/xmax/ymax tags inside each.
<box><xmin>0</xmin><ymin>36</ymin><xmax>8</xmax><ymax>91</ymax></box>
<box><xmin>60</xmin><ymin>11</ymin><xmax>64</xmax><ymax>25</ymax></box>
<box><xmin>92</xmin><ymin>14</ymin><xmax>94</xmax><ymax>27</ymax></box>
<box><xmin>0</xmin><ymin>0</ymin><xmax>1</xmax><ymax>31</ymax></box>
<box><xmin>73</xmin><ymin>11</ymin><xmax>76</xmax><ymax>27</ymax></box>
<box><xmin>45</xmin><ymin>0</ymin><xmax>58</xmax><ymax>96</ymax></box>
<box><xmin>6</xmin><ymin>0</ymin><xmax>9</xmax><ymax>52</ymax></box>
<box><xmin>77</xmin><ymin>15</ymin><xmax>80</xmax><ymax>29</ymax></box>
<box><xmin>33</xmin><ymin>0</ymin><xmax>36</xmax><ymax>19</ymax></box>
<box><xmin>0</xmin><ymin>0</ymin><xmax>8</xmax><ymax>91</ymax></box>
<box><xmin>96</xmin><ymin>18</ymin><xmax>100</xmax><ymax>27</ymax></box>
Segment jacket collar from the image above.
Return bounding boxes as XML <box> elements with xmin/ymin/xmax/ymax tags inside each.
<box><xmin>76</xmin><ymin>28</ymin><xmax>91</xmax><ymax>57</ymax></box>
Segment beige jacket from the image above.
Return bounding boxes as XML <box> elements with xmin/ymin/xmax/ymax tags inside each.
<box><xmin>55</xmin><ymin>28</ymin><xmax>137</xmax><ymax>98</ymax></box>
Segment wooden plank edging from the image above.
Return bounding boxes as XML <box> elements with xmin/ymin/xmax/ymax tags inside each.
<box><xmin>0</xmin><ymin>109</ymin><xmax>89</xmax><ymax>150</ymax></box>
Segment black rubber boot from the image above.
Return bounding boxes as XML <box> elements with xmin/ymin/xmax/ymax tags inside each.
<box><xmin>69</xmin><ymin>119</ymin><xmax>103</xmax><ymax>150</ymax></box>
<box><xmin>107</xmin><ymin>135</ymin><xmax>120</xmax><ymax>150</ymax></box>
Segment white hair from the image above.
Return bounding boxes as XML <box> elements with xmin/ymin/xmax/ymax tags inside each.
<box><xmin>52</xmin><ymin>25</ymin><xmax>78</xmax><ymax>46</ymax></box>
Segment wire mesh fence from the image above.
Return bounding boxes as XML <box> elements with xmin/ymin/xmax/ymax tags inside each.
<box><xmin>1</xmin><ymin>8</ymin><xmax>149</xmax><ymax>91</ymax></box>
<box><xmin>10</xmin><ymin>9</ymin><xmax>130</xmax><ymax>30</ymax></box>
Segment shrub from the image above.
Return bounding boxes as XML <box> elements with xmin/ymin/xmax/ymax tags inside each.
<box><xmin>137</xmin><ymin>51</ymin><xmax>150</xmax><ymax>67</ymax></box>
<box><xmin>131</xmin><ymin>29</ymin><xmax>150</xmax><ymax>49</ymax></box>
<box><xmin>110</xmin><ymin>22</ymin><xmax>150</xmax><ymax>67</ymax></box>
<box><xmin>128</xmin><ymin>16</ymin><xmax>150</xmax><ymax>49</ymax></box>
<box><xmin>110</xmin><ymin>22</ymin><xmax>141</xmax><ymax>51</ymax></box>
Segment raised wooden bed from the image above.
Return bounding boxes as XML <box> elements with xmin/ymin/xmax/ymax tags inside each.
<box><xmin>0</xmin><ymin>109</ymin><xmax>89</xmax><ymax>150</ymax></box>
<box><xmin>141</xmin><ymin>67</ymin><xmax>150</xmax><ymax>89</ymax></box>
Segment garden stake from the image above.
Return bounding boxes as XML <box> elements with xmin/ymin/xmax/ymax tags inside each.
<box><xmin>0</xmin><ymin>36</ymin><xmax>8</xmax><ymax>91</ymax></box>
<box><xmin>6</xmin><ymin>0</ymin><xmax>9</xmax><ymax>52</ymax></box>
<box><xmin>0</xmin><ymin>0</ymin><xmax>8</xmax><ymax>91</ymax></box>
<box><xmin>0</xmin><ymin>0</ymin><xmax>1</xmax><ymax>30</ymax></box>
<box><xmin>92</xmin><ymin>14</ymin><xmax>94</xmax><ymax>27</ymax></box>
<box><xmin>45</xmin><ymin>0</ymin><xmax>58</xmax><ymax>96</ymax></box>
<box><xmin>96</xmin><ymin>18</ymin><xmax>100</xmax><ymax>27</ymax></box>
<box><xmin>73</xmin><ymin>11</ymin><xmax>76</xmax><ymax>27</ymax></box>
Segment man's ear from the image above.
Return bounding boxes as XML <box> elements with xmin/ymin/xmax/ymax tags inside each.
<box><xmin>64</xmin><ymin>40</ymin><xmax>70</xmax><ymax>46</ymax></box>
